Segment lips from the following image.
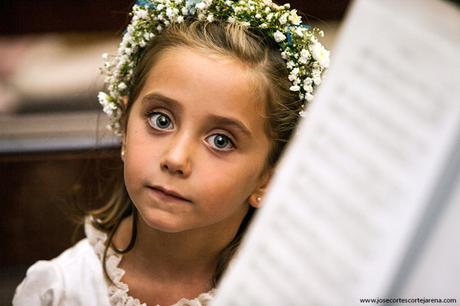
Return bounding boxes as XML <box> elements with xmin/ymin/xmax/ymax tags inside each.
<box><xmin>148</xmin><ymin>185</ymin><xmax>192</xmax><ymax>203</ymax></box>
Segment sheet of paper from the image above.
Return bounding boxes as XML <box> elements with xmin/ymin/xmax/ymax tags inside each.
<box><xmin>211</xmin><ymin>0</ymin><xmax>460</xmax><ymax>305</ymax></box>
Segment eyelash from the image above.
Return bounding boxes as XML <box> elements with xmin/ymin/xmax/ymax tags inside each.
<box><xmin>145</xmin><ymin>111</ymin><xmax>236</xmax><ymax>152</ymax></box>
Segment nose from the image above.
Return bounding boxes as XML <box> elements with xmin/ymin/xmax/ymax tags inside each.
<box><xmin>160</xmin><ymin>133</ymin><xmax>192</xmax><ymax>177</ymax></box>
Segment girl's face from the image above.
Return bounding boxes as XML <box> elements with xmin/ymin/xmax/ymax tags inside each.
<box><xmin>123</xmin><ymin>46</ymin><xmax>272</xmax><ymax>234</ymax></box>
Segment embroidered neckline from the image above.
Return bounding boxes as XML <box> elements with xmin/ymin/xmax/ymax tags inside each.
<box><xmin>85</xmin><ymin>220</ymin><xmax>216</xmax><ymax>306</ymax></box>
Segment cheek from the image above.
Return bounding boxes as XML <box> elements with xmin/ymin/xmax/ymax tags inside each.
<box><xmin>123</xmin><ymin>135</ymin><xmax>160</xmax><ymax>188</ymax></box>
<box><xmin>197</xmin><ymin>159</ymin><xmax>262</xmax><ymax>204</ymax></box>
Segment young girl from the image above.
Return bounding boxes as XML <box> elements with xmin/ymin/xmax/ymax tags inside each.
<box><xmin>13</xmin><ymin>0</ymin><xmax>329</xmax><ymax>305</ymax></box>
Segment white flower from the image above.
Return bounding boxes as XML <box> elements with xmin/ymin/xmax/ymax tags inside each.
<box><xmin>228</xmin><ymin>16</ymin><xmax>236</xmax><ymax>23</ymax></box>
<box><xmin>255</xmin><ymin>13</ymin><xmax>262</xmax><ymax>19</ymax></box>
<box><xmin>299</xmin><ymin>49</ymin><xmax>310</xmax><ymax>64</ymax></box>
<box><xmin>144</xmin><ymin>32</ymin><xmax>154</xmax><ymax>40</ymax></box>
<box><xmin>118</xmin><ymin>82</ymin><xmax>127</xmax><ymax>90</ymax></box>
<box><xmin>207</xmin><ymin>14</ymin><xmax>214</xmax><ymax>22</ymax></box>
<box><xmin>290</xmin><ymin>85</ymin><xmax>300</xmax><ymax>91</ymax></box>
<box><xmin>273</xmin><ymin>30</ymin><xmax>286</xmax><ymax>42</ymax></box>
<box><xmin>289</xmin><ymin>12</ymin><xmax>301</xmax><ymax>25</ymax></box>
<box><xmin>137</xmin><ymin>9</ymin><xmax>149</xmax><ymax>19</ymax></box>
<box><xmin>260</xmin><ymin>23</ymin><xmax>268</xmax><ymax>28</ymax></box>
<box><xmin>295</xmin><ymin>26</ymin><xmax>305</xmax><ymax>37</ymax></box>
<box><xmin>241</xmin><ymin>21</ymin><xmax>251</xmax><ymax>27</ymax></box>
<box><xmin>305</xmin><ymin>93</ymin><xmax>314</xmax><ymax>102</ymax></box>
<box><xmin>304</xmin><ymin>77</ymin><xmax>313</xmax><ymax>86</ymax></box>
<box><xmin>279</xmin><ymin>13</ymin><xmax>288</xmax><ymax>25</ymax></box>
<box><xmin>102</xmin><ymin>53</ymin><xmax>109</xmax><ymax>60</ymax></box>
<box><xmin>157</xmin><ymin>25</ymin><xmax>163</xmax><ymax>31</ymax></box>
<box><xmin>166</xmin><ymin>7</ymin><xmax>174</xmax><ymax>17</ymax></box>
<box><xmin>303</xmin><ymin>83</ymin><xmax>313</xmax><ymax>92</ymax></box>
<box><xmin>310</xmin><ymin>42</ymin><xmax>330</xmax><ymax>68</ymax></box>
<box><xmin>196</xmin><ymin>2</ymin><xmax>206</xmax><ymax>9</ymax></box>
<box><xmin>157</xmin><ymin>4</ymin><xmax>164</xmax><ymax>10</ymax></box>
<box><xmin>177</xmin><ymin>15</ymin><xmax>184</xmax><ymax>23</ymax></box>
<box><xmin>98</xmin><ymin>92</ymin><xmax>117</xmax><ymax>117</ymax></box>
<box><xmin>181</xmin><ymin>7</ymin><xmax>189</xmax><ymax>15</ymax></box>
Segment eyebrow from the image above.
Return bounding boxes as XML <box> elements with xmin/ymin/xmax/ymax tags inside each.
<box><xmin>142</xmin><ymin>92</ymin><xmax>252</xmax><ymax>137</ymax></box>
<box><xmin>142</xmin><ymin>93</ymin><xmax>183</xmax><ymax>112</ymax></box>
<box><xmin>207</xmin><ymin>114</ymin><xmax>252</xmax><ymax>137</ymax></box>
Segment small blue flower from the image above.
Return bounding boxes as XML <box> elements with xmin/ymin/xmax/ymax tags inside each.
<box><xmin>186</xmin><ymin>0</ymin><xmax>203</xmax><ymax>6</ymax></box>
<box><xmin>136</xmin><ymin>0</ymin><xmax>155</xmax><ymax>8</ymax></box>
<box><xmin>287</xmin><ymin>23</ymin><xmax>310</xmax><ymax>46</ymax></box>
<box><xmin>184</xmin><ymin>0</ymin><xmax>203</xmax><ymax>15</ymax></box>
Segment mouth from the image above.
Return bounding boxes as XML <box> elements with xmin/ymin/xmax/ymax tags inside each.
<box><xmin>148</xmin><ymin>185</ymin><xmax>192</xmax><ymax>203</ymax></box>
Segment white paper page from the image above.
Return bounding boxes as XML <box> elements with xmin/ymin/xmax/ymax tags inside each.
<box><xmin>211</xmin><ymin>0</ymin><xmax>460</xmax><ymax>305</ymax></box>
<box><xmin>399</xmin><ymin>166</ymin><xmax>460</xmax><ymax>298</ymax></box>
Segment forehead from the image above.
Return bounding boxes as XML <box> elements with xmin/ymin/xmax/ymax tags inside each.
<box><xmin>138</xmin><ymin>46</ymin><xmax>267</xmax><ymax>124</ymax></box>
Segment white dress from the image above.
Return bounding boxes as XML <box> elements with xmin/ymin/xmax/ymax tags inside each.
<box><xmin>13</xmin><ymin>221</ymin><xmax>215</xmax><ymax>306</ymax></box>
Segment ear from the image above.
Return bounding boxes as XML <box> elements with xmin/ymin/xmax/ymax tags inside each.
<box><xmin>121</xmin><ymin>136</ymin><xmax>126</xmax><ymax>162</ymax></box>
<box><xmin>248</xmin><ymin>168</ymin><xmax>273</xmax><ymax>209</ymax></box>
<box><xmin>121</xmin><ymin>96</ymin><xmax>129</xmax><ymax>108</ymax></box>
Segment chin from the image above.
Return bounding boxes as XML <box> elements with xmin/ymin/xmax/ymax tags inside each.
<box><xmin>138</xmin><ymin>208</ymin><xmax>189</xmax><ymax>233</ymax></box>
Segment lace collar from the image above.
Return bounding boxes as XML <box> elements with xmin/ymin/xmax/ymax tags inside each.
<box><xmin>85</xmin><ymin>220</ymin><xmax>216</xmax><ymax>306</ymax></box>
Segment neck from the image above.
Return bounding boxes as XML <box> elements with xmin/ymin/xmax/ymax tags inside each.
<box><xmin>113</xmin><ymin>210</ymin><xmax>245</xmax><ymax>283</ymax></box>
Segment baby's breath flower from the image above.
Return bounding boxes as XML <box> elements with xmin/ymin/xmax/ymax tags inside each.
<box><xmin>299</xmin><ymin>49</ymin><xmax>310</xmax><ymax>64</ymax></box>
<box><xmin>118</xmin><ymin>82</ymin><xmax>127</xmax><ymax>90</ymax></box>
<box><xmin>279</xmin><ymin>13</ymin><xmax>288</xmax><ymax>25</ymax></box>
<box><xmin>305</xmin><ymin>93</ymin><xmax>314</xmax><ymax>102</ymax></box>
<box><xmin>288</xmin><ymin>11</ymin><xmax>301</xmax><ymax>25</ymax></box>
<box><xmin>196</xmin><ymin>2</ymin><xmax>206</xmax><ymax>9</ymax></box>
<box><xmin>295</xmin><ymin>26</ymin><xmax>305</xmax><ymax>37</ymax></box>
<box><xmin>273</xmin><ymin>30</ymin><xmax>286</xmax><ymax>42</ymax></box>
<box><xmin>310</xmin><ymin>42</ymin><xmax>330</xmax><ymax>68</ymax></box>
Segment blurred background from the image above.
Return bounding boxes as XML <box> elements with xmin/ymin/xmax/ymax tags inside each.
<box><xmin>0</xmin><ymin>0</ymin><xmax>348</xmax><ymax>303</ymax></box>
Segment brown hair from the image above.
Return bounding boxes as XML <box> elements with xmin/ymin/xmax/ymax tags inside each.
<box><xmin>89</xmin><ymin>20</ymin><xmax>302</xmax><ymax>287</ymax></box>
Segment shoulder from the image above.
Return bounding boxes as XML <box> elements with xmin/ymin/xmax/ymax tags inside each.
<box><xmin>13</xmin><ymin>239</ymin><xmax>109</xmax><ymax>306</ymax></box>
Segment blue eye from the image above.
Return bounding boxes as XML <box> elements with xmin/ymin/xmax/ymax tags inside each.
<box><xmin>206</xmin><ymin>134</ymin><xmax>234</xmax><ymax>151</ymax></box>
<box><xmin>148</xmin><ymin>112</ymin><xmax>174</xmax><ymax>130</ymax></box>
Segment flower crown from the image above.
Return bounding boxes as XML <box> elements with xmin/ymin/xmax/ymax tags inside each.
<box><xmin>98</xmin><ymin>0</ymin><xmax>330</xmax><ymax>134</ymax></box>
